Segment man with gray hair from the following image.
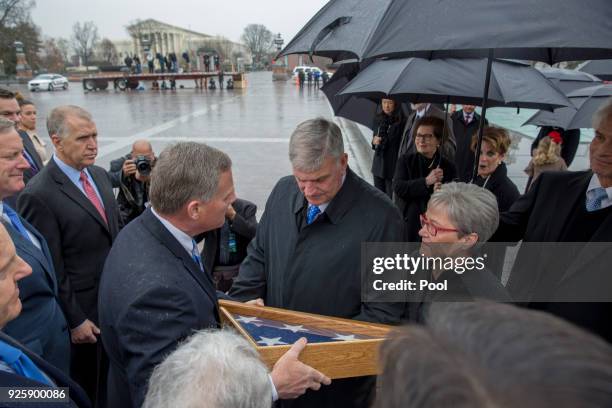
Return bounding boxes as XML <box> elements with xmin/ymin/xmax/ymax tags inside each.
<box><xmin>144</xmin><ymin>329</ymin><xmax>274</xmax><ymax>408</ymax></box>
<box><xmin>493</xmin><ymin>97</ymin><xmax>612</xmax><ymax>342</ymax></box>
<box><xmin>230</xmin><ymin>118</ymin><xmax>405</xmax><ymax>408</ymax></box>
<box><xmin>18</xmin><ymin>105</ymin><xmax>122</xmax><ymax>404</ymax></box>
<box><xmin>99</xmin><ymin>142</ymin><xmax>330</xmax><ymax>408</ymax></box>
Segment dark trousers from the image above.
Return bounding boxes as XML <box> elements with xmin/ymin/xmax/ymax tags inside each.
<box><xmin>373</xmin><ymin>175</ymin><xmax>393</xmax><ymax>199</ymax></box>
<box><xmin>71</xmin><ymin>342</ymin><xmax>108</xmax><ymax>408</ymax></box>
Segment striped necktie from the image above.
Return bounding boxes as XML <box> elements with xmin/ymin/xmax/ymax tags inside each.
<box><xmin>79</xmin><ymin>171</ymin><xmax>108</xmax><ymax>224</ymax></box>
<box><xmin>307</xmin><ymin>205</ymin><xmax>321</xmax><ymax>224</ymax></box>
<box><xmin>191</xmin><ymin>239</ymin><xmax>204</xmax><ymax>272</ymax></box>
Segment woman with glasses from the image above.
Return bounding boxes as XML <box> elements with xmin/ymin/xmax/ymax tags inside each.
<box><xmin>371</xmin><ymin>98</ymin><xmax>405</xmax><ymax>198</ymax></box>
<box><xmin>404</xmin><ymin>182</ymin><xmax>511</xmax><ymax>322</ymax></box>
<box><xmin>393</xmin><ymin>116</ymin><xmax>457</xmax><ymax>242</ymax></box>
<box><xmin>470</xmin><ymin>126</ymin><xmax>520</xmax><ymax>212</ymax></box>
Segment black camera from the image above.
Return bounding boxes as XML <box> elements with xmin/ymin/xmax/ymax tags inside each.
<box><xmin>135</xmin><ymin>155</ymin><xmax>152</xmax><ymax>176</ymax></box>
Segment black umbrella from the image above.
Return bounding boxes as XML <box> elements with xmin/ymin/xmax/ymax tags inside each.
<box><xmin>360</xmin><ymin>0</ymin><xmax>612</xmax><ymax>180</ymax></box>
<box><xmin>579</xmin><ymin>59</ymin><xmax>612</xmax><ymax>81</ymax></box>
<box><xmin>523</xmin><ymin>84</ymin><xmax>612</xmax><ymax>130</ymax></box>
<box><xmin>537</xmin><ymin>66</ymin><xmax>602</xmax><ymax>94</ymax></box>
<box><xmin>338</xmin><ymin>58</ymin><xmax>570</xmax><ymax>110</ymax></box>
<box><xmin>320</xmin><ymin>62</ymin><xmax>379</xmax><ymax>129</ymax></box>
<box><xmin>278</xmin><ymin>0</ymin><xmax>394</xmax><ymax>62</ymax></box>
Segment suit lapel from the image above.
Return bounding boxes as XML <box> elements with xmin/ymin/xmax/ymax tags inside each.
<box><xmin>18</xmin><ymin>130</ymin><xmax>43</xmax><ymax>170</ymax></box>
<box><xmin>4</xmin><ymin>221</ymin><xmax>57</xmax><ymax>292</ymax></box>
<box><xmin>142</xmin><ymin>209</ymin><xmax>219</xmax><ymax>316</ymax></box>
<box><xmin>48</xmin><ymin>161</ymin><xmax>110</xmax><ymax>234</ymax></box>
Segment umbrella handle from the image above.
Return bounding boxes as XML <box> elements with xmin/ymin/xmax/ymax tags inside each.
<box><xmin>471</xmin><ymin>49</ymin><xmax>495</xmax><ymax>183</ymax></box>
<box><xmin>309</xmin><ymin>16</ymin><xmax>352</xmax><ymax>63</ymax></box>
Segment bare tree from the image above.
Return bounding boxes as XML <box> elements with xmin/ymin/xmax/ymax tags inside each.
<box><xmin>40</xmin><ymin>38</ymin><xmax>65</xmax><ymax>72</ymax></box>
<box><xmin>0</xmin><ymin>0</ymin><xmax>34</xmax><ymax>28</ymax></box>
<box><xmin>0</xmin><ymin>0</ymin><xmax>40</xmax><ymax>74</ymax></box>
<box><xmin>241</xmin><ymin>24</ymin><xmax>273</xmax><ymax>67</ymax></box>
<box><xmin>56</xmin><ymin>37</ymin><xmax>70</xmax><ymax>63</ymax></box>
<box><xmin>98</xmin><ymin>38</ymin><xmax>118</xmax><ymax>64</ymax></box>
<box><xmin>71</xmin><ymin>21</ymin><xmax>99</xmax><ymax>69</ymax></box>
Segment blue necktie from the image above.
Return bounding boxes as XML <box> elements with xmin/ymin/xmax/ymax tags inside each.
<box><xmin>586</xmin><ymin>187</ymin><xmax>608</xmax><ymax>212</ymax></box>
<box><xmin>307</xmin><ymin>205</ymin><xmax>321</xmax><ymax>224</ymax></box>
<box><xmin>22</xmin><ymin>150</ymin><xmax>39</xmax><ymax>173</ymax></box>
<box><xmin>3</xmin><ymin>205</ymin><xmax>31</xmax><ymax>243</ymax></box>
<box><xmin>0</xmin><ymin>340</ymin><xmax>53</xmax><ymax>386</ymax></box>
<box><xmin>191</xmin><ymin>239</ymin><xmax>204</xmax><ymax>272</ymax></box>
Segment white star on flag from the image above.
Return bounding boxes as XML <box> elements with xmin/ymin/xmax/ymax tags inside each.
<box><xmin>332</xmin><ymin>334</ymin><xmax>356</xmax><ymax>341</ymax></box>
<box><xmin>236</xmin><ymin>315</ymin><xmax>262</xmax><ymax>324</ymax></box>
<box><xmin>257</xmin><ymin>337</ymin><xmax>288</xmax><ymax>346</ymax></box>
<box><xmin>281</xmin><ymin>324</ymin><xmax>308</xmax><ymax>333</ymax></box>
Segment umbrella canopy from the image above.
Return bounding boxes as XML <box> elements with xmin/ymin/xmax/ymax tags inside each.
<box><xmin>523</xmin><ymin>84</ymin><xmax>612</xmax><ymax>130</ymax></box>
<box><xmin>362</xmin><ymin>0</ymin><xmax>612</xmax><ymax>63</ymax></box>
<box><xmin>278</xmin><ymin>0</ymin><xmax>394</xmax><ymax>62</ymax></box>
<box><xmin>579</xmin><ymin>59</ymin><xmax>612</xmax><ymax>81</ymax></box>
<box><xmin>321</xmin><ymin>62</ymin><xmax>379</xmax><ymax>129</ymax></box>
<box><xmin>338</xmin><ymin>58</ymin><xmax>571</xmax><ymax>110</ymax></box>
<box><xmin>536</xmin><ymin>66</ymin><xmax>602</xmax><ymax>94</ymax></box>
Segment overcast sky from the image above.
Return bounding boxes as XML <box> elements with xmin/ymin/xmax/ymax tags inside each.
<box><xmin>31</xmin><ymin>0</ymin><xmax>329</xmax><ymax>43</ymax></box>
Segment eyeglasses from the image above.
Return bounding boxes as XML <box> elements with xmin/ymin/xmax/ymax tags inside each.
<box><xmin>415</xmin><ymin>133</ymin><xmax>436</xmax><ymax>142</ymax></box>
<box><xmin>419</xmin><ymin>213</ymin><xmax>459</xmax><ymax>237</ymax></box>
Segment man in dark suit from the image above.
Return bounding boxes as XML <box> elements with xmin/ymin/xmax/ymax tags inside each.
<box><xmin>230</xmin><ymin>118</ymin><xmax>405</xmax><ymax>408</ymax></box>
<box><xmin>0</xmin><ymin>117</ymin><xmax>70</xmax><ymax>375</ymax></box>
<box><xmin>18</xmin><ymin>106</ymin><xmax>122</xmax><ymax>404</ymax></box>
<box><xmin>451</xmin><ymin>104</ymin><xmax>487</xmax><ymax>182</ymax></box>
<box><xmin>99</xmin><ymin>142</ymin><xmax>330</xmax><ymax>408</ymax></box>
<box><xmin>493</xmin><ymin>97</ymin><xmax>612</xmax><ymax>342</ymax></box>
<box><xmin>398</xmin><ymin>103</ymin><xmax>456</xmax><ymax>162</ymax></box>
<box><xmin>0</xmin><ymin>222</ymin><xmax>91</xmax><ymax>408</ymax></box>
<box><xmin>0</xmin><ymin>89</ymin><xmax>44</xmax><ymax>209</ymax></box>
<box><xmin>201</xmin><ymin>197</ymin><xmax>257</xmax><ymax>292</ymax></box>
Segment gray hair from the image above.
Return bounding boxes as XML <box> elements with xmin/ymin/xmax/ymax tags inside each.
<box><xmin>289</xmin><ymin>118</ymin><xmax>344</xmax><ymax>172</ymax></box>
<box><xmin>426</xmin><ymin>302</ymin><xmax>612</xmax><ymax>408</ymax></box>
<box><xmin>593</xmin><ymin>97</ymin><xmax>612</xmax><ymax>129</ymax></box>
<box><xmin>143</xmin><ymin>329</ymin><xmax>272</xmax><ymax>408</ymax></box>
<box><xmin>428</xmin><ymin>182</ymin><xmax>499</xmax><ymax>242</ymax></box>
<box><xmin>46</xmin><ymin>105</ymin><xmax>93</xmax><ymax>138</ymax></box>
<box><xmin>0</xmin><ymin>117</ymin><xmax>16</xmax><ymax>135</ymax></box>
<box><xmin>149</xmin><ymin>142</ymin><xmax>231</xmax><ymax>214</ymax></box>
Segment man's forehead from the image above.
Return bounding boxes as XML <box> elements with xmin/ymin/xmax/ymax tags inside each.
<box><xmin>0</xmin><ymin>130</ymin><xmax>23</xmax><ymax>148</ymax></box>
<box><xmin>0</xmin><ymin>98</ymin><xmax>19</xmax><ymax>111</ymax></box>
<box><xmin>66</xmin><ymin>115</ymin><xmax>96</xmax><ymax>132</ymax></box>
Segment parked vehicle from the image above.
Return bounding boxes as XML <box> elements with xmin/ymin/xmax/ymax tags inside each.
<box><xmin>28</xmin><ymin>74</ymin><xmax>69</xmax><ymax>92</ymax></box>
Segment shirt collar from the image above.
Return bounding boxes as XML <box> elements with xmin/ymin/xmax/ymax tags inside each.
<box><xmin>150</xmin><ymin>207</ymin><xmax>195</xmax><ymax>257</ymax></box>
<box><xmin>52</xmin><ymin>154</ymin><xmax>90</xmax><ymax>185</ymax></box>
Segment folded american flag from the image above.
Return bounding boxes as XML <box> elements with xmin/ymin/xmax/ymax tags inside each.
<box><xmin>232</xmin><ymin>314</ymin><xmax>376</xmax><ymax>346</ymax></box>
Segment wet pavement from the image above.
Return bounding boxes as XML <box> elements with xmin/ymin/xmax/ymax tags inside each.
<box><xmin>7</xmin><ymin>71</ymin><xmax>591</xmax><ymax>209</ymax></box>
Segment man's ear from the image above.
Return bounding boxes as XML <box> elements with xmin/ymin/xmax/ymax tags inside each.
<box><xmin>50</xmin><ymin>134</ymin><xmax>62</xmax><ymax>150</ymax></box>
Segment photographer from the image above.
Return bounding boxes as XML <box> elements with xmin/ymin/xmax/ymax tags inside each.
<box><xmin>108</xmin><ymin>140</ymin><xmax>156</xmax><ymax>224</ymax></box>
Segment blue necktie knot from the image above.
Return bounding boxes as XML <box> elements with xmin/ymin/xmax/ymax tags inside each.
<box><xmin>586</xmin><ymin>187</ymin><xmax>608</xmax><ymax>212</ymax></box>
<box><xmin>307</xmin><ymin>205</ymin><xmax>321</xmax><ymax>224</ymax></box>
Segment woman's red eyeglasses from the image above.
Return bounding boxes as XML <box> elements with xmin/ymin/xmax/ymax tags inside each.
<box><xmin>419</xmin><ymin>213</ymin><xmax>459</xmax><ymax>236</ymax></box>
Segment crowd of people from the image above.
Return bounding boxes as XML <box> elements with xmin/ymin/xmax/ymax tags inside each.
<box><xmin>1</xmin><ymin>82</ymin><xmax>612</xmax><ymax>408</ymax></box>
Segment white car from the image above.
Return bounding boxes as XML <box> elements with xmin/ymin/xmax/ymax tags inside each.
<box><xmin>28</xmin><ymin>74</ymin><xmax>69</xmax><ymax>92</ymax></box>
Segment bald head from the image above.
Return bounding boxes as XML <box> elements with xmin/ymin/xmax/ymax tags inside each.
<box><xmin>132</xmin><ymin>140</ymin><xmax>154</xmax><ymax>158</ymax></box>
